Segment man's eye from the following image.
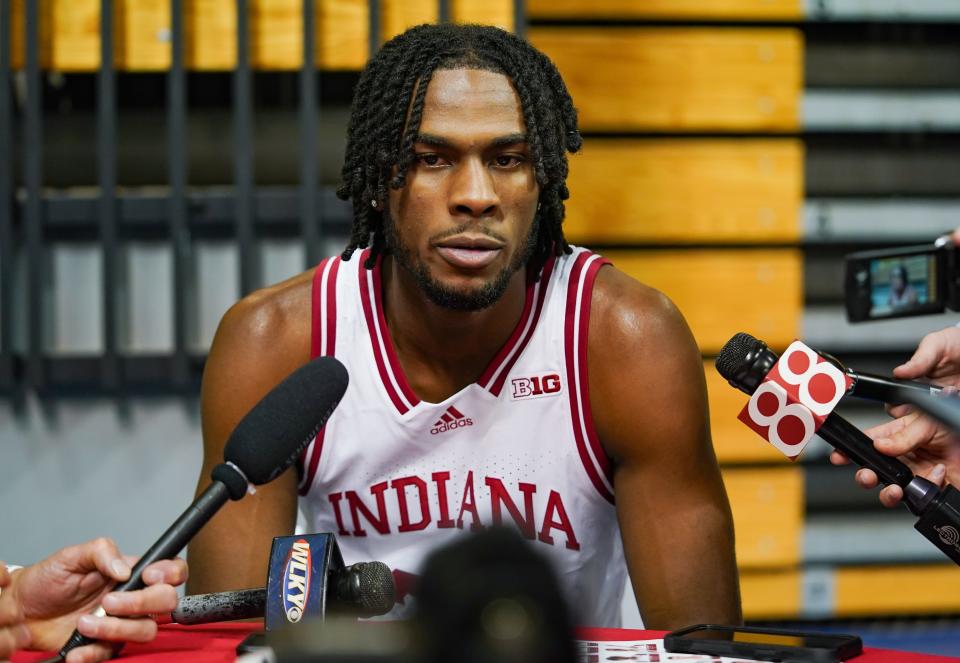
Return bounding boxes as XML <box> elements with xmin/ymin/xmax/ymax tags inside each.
<box><xmin>417</xmin><ymin>154</ymin><xmax>442</xmax><ymax>166</ymax></box>
<box><xmin>494</xmin><ymin>155</ymin><xmax>523</xmax><ymax>168</ymax></box>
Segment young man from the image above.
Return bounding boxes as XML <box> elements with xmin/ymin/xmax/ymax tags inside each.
<box><xmin>188</xmin><ymin>24</ymin><xmax>740</xmax><ymax>629</ymax></box>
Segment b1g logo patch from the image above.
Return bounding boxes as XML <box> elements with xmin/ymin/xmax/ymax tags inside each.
<box><xmin>511</xmin><ymin>372</ymin><xmax>563</xmax><ymax>401</ymax></box>
<box><xmin>738</xmin><ymin>341</ymin><xmax>852</xmax><ymax>458</ymax></box>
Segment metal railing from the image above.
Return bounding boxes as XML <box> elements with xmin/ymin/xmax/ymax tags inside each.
<box><xmin>0</xmin><ymin>0</ymin><xmax>525</xmax><ymax>397</ymax></box>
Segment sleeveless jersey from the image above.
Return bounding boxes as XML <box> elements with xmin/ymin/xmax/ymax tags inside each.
<box><xmin>296</xmin><ymin>246</ymin><xmax>628</xmax><ymax>627</ymax></box>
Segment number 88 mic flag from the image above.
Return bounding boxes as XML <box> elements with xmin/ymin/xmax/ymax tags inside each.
<box><xmin>738</xmin><ymin>340</ymin><xmax>853</xmax><ymax>458</ymax></box>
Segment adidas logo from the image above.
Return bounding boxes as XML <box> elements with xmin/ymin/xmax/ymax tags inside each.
<box><xmin>430</xmin><ymin>405</ymin><xmax>474</xmax><ymax>435</ymax></box>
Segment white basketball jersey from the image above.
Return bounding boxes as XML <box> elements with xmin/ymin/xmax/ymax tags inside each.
<box><xmin>297</xmin><ymin>246</ymin><xmax>628</xmax><ymax>627</ymax></box>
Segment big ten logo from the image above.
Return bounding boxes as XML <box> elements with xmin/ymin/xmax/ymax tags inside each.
<box><xmin>511</xmin><ymin>372</ymin><xmax>563</xmax><ymax>401</ymax></box>
<box><xmin>738</xmin><ymin>341</ymin><xmax>852</xmax><ymax>458</ymax></box>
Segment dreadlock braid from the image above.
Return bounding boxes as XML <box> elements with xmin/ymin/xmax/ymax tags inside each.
<box><xmin>338</xmin><ymin>23</ymin><xmax>582</xmax><ymax>278</ymax></box>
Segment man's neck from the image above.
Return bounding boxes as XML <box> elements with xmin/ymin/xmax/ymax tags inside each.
<box><xmin>381</xmin><ymin>256</ymin><xmax>528</xmax><ymax>403</ymax></box>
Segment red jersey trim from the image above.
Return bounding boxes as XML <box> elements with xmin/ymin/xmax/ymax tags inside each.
<box><xmin>359</xmin><ymin>250</ymin><xmax>420</xmax><ymax>415</ymax></box>
<box><xmin>478</xmin><ymin>255</ymin><xmax>556</xmax><ymax>396</ymax></box>
<box><xmin>564</xmin><ymin>251</ymin><xmax>615</xmax><ymax>504</ymax></box>
<box><xmin>299</xmin><ymin>256</ymin><xmax>340</xmax><ymax>496</ymax></box>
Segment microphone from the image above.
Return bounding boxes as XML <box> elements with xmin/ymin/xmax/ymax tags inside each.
<box><xmin>166</xmin><ymin>562</ymin><xmax>395</xmax><ymax>625</ymax></box>
<box><xmin>717</xmin><ymin>333</ymin><xmax>916</xmax><ymax>491</ymax></box>
<box><xmin>718</xmin><ymin>333</ymin><xmax>960</xmax><ymax>566</ymax></box>
<box><xmin>55</xmin><ymin>357</ymin><xmax>349</xmax><ymax>661</ymax></box>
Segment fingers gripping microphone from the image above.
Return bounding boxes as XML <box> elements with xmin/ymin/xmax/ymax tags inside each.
<box><xmin>168</xmin><ymin>561</ymin><xmax>395</xmax><ymax>625</ymax></box>
<box><xmin>56</xmin><ymin>357</ymin><xmax>349</xmax><ymax>660</ymax></box>
<box><xmin>718</xmin><ymin>333</ymin><xmax>960</xmax><ymax>566</ymax></box>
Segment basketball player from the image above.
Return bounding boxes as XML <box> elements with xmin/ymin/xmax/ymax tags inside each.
<box><xmin>188</xmin><ymin>24</ymin><xmax>741</xmax><ymax>629</ymax></box>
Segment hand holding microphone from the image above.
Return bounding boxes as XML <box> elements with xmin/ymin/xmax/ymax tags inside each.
<box><xmin>53</xmin><ymin>357</ymin><xmax>349</xmax><ymax>662</ymax></box>
<box><xmin>718</xmin><ymin>332</ymin><xmax>960</xmax><ymax>566</ymax></box>
<box><xmin>0</xmin><ymin>541</ymin><xmax>186</xmax><ymax>663</ymax></box>
<box><xmin>830</xmin><ymin>325</ymin><xmax>960</xmax><ymax>507</ymax></box>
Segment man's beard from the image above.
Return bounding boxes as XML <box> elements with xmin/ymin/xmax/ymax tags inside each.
<box><xmin>383</xmin><ymin>212</ymin><xmax>539</xmax><ymax>312</ymax></box>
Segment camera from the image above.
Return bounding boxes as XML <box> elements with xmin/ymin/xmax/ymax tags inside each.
<box><xmin>845</xmin><ymin>235</ymin><xmax>960</xmax><ymax>323</ymax></box>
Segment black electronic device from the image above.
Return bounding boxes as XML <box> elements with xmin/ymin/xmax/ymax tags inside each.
<box><xmin>664</xmin><ymin>624</ymin><xmax>862</xmax><ymax>662</ymax></box>
<box><xmin>845</xmin><ymin>235</ymin><xmax>960</xmax><ymax>323</ymax></box>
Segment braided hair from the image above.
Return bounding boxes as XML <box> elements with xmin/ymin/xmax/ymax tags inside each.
<box><xmin>337</xmin><ymin>23</ymin><xmax>582</xmax><ymax>278</ymax></box>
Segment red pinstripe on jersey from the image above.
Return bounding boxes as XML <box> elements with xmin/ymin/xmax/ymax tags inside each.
<box><xmin>477</xmin><ymin>256</ymin><xmax>556</xmax><ymax>396</ymax></box>
<box><xmin>564</xmin><ymin>251</ymin><xmax>614</xmax><ymax>503</ymax></box>
<box><xmin>298</xmin><ymin>256</ymin><xmax>341</xmax><ymax>495</ymax></box>
<box><xmin>359</xmin><ymin>250</ymin><xmax>421</xmax><ymax>414</ymax></box>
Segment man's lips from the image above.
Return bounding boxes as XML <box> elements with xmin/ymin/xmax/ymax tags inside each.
<box><xmin>435</xmin><ymin>246</ymin><xmax>502</xmax><ymax>269</ymax></box>
<box><xmin>434</xmin><ymin>235</ymin><xmax>504</xmax><ymax>270</ymax></box>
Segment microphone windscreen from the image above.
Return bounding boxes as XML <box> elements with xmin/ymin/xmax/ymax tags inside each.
<box><xmin>224</xmin><ymin>356</ymin><xmax>348</xmax><ymax>485</ymax></box>
<box><xmin>354</xmin><ymin>561</ymin><xmax>395</xmax><ymax>616</ymax></box>
<box><xmin>716</xmin><ymin>332</ymin><xmax>761</xmax><ymax>382</ymax></box>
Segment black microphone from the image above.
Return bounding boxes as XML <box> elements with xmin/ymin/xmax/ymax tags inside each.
<box><xmin>55</xmin><ymin>357</ymin><xmax>349</xmax><ymax>661</ymax></box>
<box><xmin>167</xmin><ymin>561</ymin><xmax>395</xmax><ymax>625</ymax></box>
<box><xmin>718</xmin><ymin>333</ymin><xmax>960</xmax><ymax>566</ymax></box>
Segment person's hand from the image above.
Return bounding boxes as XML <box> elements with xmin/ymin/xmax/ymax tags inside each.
<box><xmin>0</xmin><ymin>538</ymin><xmax>187</xmax><ymax>663</ymax></box>
<box><xmin>830</xmin><ymin>326</ymin><xmax>960</xmax><ymax>506</ymax></box>
<box><xmin>0</xmin><ymin>563</ymin><xmax>33</xmax><ymax>662</ymax></box>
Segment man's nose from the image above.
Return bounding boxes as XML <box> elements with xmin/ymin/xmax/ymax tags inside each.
<box><xmin>449</xmin><ymin>157</ymin><xmax>499</xmax><ymax>218</ymax></box>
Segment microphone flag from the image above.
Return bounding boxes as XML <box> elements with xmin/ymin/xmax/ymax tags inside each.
<box><xmin>265</xmin><ymin>532</ymin><xmax>345</xmax><ymax>631</ymax></box>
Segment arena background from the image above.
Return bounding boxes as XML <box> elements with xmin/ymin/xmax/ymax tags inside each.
<box><xmin>1</xmin><ymin>0</ymin><xmax>959</xmax><ymax>655</ymax></box>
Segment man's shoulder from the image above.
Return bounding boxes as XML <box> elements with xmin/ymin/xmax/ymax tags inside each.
<box><xmin>211</xmin><ymin>266</ymin><xmax>317</xmax><ymax>363</ymax></box>
<box><xmin>589</xmin><ymin>263</ymin><xmax>688</xmax><ymax>351</ymax></box>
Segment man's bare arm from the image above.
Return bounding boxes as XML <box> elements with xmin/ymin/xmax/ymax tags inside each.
<box><xmin>186</xmin><ymin>273</ymin><xmax>312</xmax><ymax>594</ymax></box>
<box><xmin>590</xmin><ymin>267</ymin><xmax>741</xmax><ymax>630</ymax></box>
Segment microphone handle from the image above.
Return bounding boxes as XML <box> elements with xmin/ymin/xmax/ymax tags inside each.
<box><xmin>819</xmin><ymin>415</ymin><xmax>915</xmax><ymax>488</ymax></box>
<box><xmin>57</xmin><ymin>481</ymin><xmax>232</xmax><ymax>659</ymax></box>
<box><xmin>850</xmin><ymin>372</ymin><xmax>942</xmax><ymax>402</ymax></box>
<box><xmin>172</xmin><ymin>588</ymin><xmax>265</xmax><ymax>625</ymax></box>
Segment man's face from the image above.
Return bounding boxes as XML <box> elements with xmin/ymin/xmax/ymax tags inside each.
<box><xmin>385</xmin><ymin>68</ymin><xmax>540</xmax><ymax>311</ymax></box>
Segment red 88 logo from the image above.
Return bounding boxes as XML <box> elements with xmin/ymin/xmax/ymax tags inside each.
<box><xmin>775</xmin><ymin>342</ymin><xmax>848</xmax><ymax>416</ymax></box>
<box><xmin>740</xmin><ymin>341</ymin><xmax>850</xmax><ymax>457</ymax></box>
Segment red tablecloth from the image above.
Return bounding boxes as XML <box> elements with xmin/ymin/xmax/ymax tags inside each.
<box><xmin>11</xmin><ymin>623</ymin><xmax>960</xmax><ymax>662</ymax></box>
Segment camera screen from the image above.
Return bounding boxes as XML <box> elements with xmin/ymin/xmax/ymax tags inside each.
<box><xmin>868</xmin><ymin>254</ymin><xmax>938</xmax><ymax>318</ymax></box>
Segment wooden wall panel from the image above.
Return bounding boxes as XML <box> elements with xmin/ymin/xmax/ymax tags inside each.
<box><xmin>739</xmin><ymin>569</ymin><xmax>802</xmax><ymax>619</ymax></box>
<box><xmin>10</xmin><ymin>0</ymin><xmax>512</xmax><ymax>72</ymax></box>
<box><xmin>529</xmin><ymin>28</ymin><xmax>802</xmax><ymax>131</ymax></box>
<box><xmin>835</xmin><ymin>565</ymin><xmax>960</xmax><ymax>616</ymax></box>
<box><xmin>705</xmin><ymin>359</ymin><xmax>789</xmax><ymax>463</ymax></box>
<box><xmin>564</xmin><ymin>139</ymin><xmax>803</xmax><ymax>244</ymax></box>
<box><xmin>249</xmin><ymin>0</ymin><xmax>367</xmax><ymax>71</ymax></box>
<box><xmin>117</xmin><ymin>1</ymin><xmax>172</xmax><ymax>71</ymax></box>
<box><xmin>723</xmin><ymin>467</ymin><xmax>803</xmax><ymax>568</ymax></box>
<box><xmin>605</xmin><ymin>249</ymin><xmax>803</xmax><ymax>354</ymax></box>
<box><xmin>529</xmin><ymin>0</ymin><xmax>802</xmax><ymax>21</ymax></box>
<box><xmin>382</xmin><ymin>0</ymin><xmax>513</xmax><ymax>42</ymax></box>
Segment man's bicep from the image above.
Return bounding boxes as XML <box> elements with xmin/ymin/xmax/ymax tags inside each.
<box><xmin>590</xmin><ymin>275</ymin><xmax>740</xmax><ymax>628</ymax></box>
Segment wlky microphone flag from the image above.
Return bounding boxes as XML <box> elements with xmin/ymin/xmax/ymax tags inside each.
<box><xmin>737</xmin><ymin>340</ymin><xmax>853</xmax><ymax>458</ymax></box>
<box><xmin>265</xmin><ymin>533</ymin><xmax>344</xmax><ymax>630</ymax></box>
